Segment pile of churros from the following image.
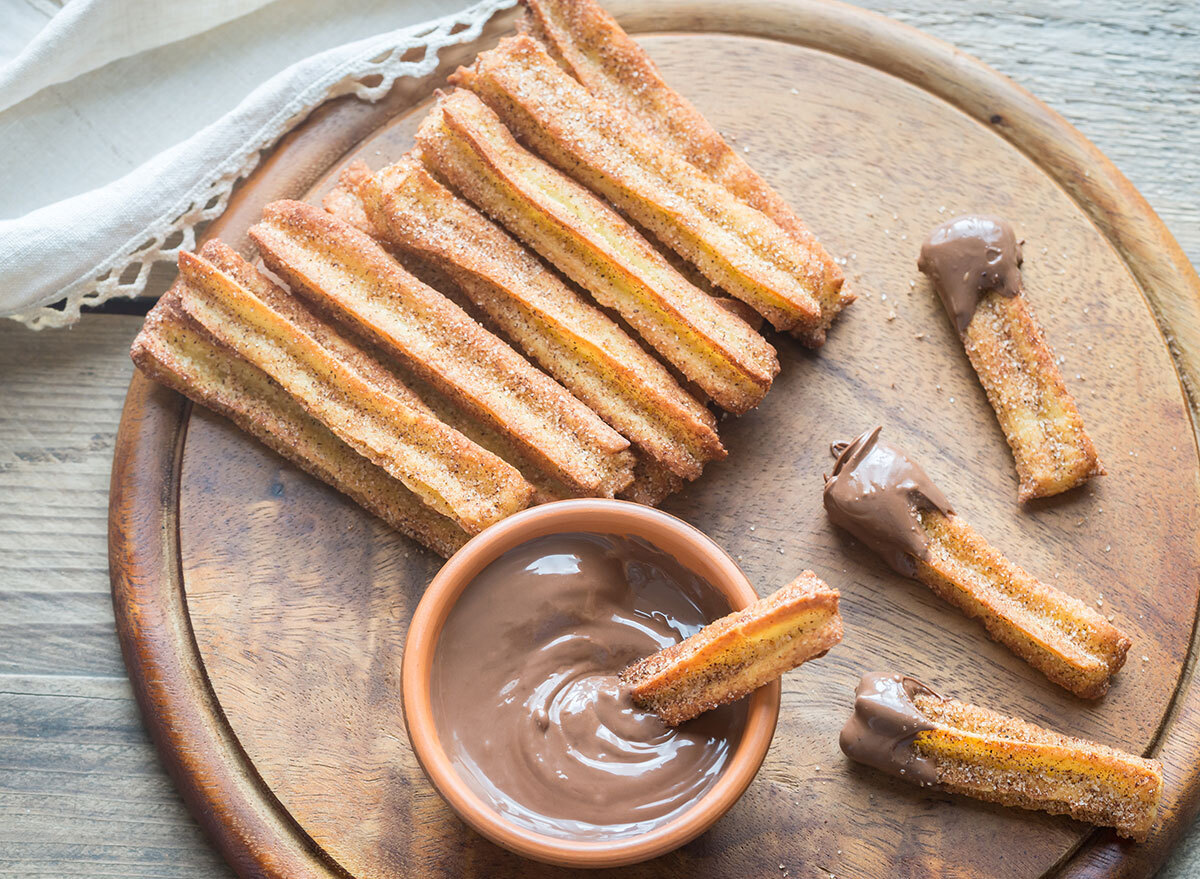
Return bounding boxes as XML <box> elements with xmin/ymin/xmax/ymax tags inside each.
<box><xmin>130</xmin><ymin>0</ymin><xmax>1163</xmax><ymax>848</ymax></box>
<box><xmin>135</xmin><ymin>0</ymin><xmax>851</xmax><ymax>549</ymax></box>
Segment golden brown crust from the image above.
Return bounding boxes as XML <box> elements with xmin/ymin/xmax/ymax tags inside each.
<box><xmin>320</xmin><ymin>164</ymin><xmax>373</xmax><ymax>233</ymax></box>
<box><xmin>248</xmin><ymin>199</ymin><xmax>636</xmax><ymax>497</ymax></box>
<box><xmin>914</xmin><ymin>508</ymin><xmax>1130</xmax><ymax>698</ymax></box>
<box><xmin>131</xmin><ymin>286</ymin><xmax>469</xmax><ymax>557</ymax></box>
<box><xmin>519</xmin><ymin>0</ymin><xmax>852</xmax><ymax>346</ymax></box>
<box><xmin>207</xmin><ymin>221</ymin><xmax>577</xmax><ymax>505</ymax></box>
<box><xmin>711</xmin><ymin>296</ymin><xmax>765</xmax><ymax>332</ymax></box>
<box><xmin>173</xmin><ymin>246</ymin><xmax>533</xmax><ymax>534</ymax></box>
<box><xmin>416</xmin><ymin>89</ymin><xmax>777</xmax><ymax>414</ymax></box>
<box><xmin>452</xmin><ymin>36</ymin><xmax>824</xmax><ymax>333</ymax></box>
<box><xmin>620</xmin><ymin>571</ymin><xmax>842</xmax><ymax>725</ymax></box>
<box><xmin>963</xmin><ymin>291</ymin><xmax>1104</xmax><ymax>500</ymax></box>
<box><xmin>616</xmin><ymin>454</ymin><xmax>685</xmax><ymax>507</ymax></box>
<box><xmin>349</xmin><ymin>154</ymin><xmax>725</xmax><ymax>480</ymax></box>
<box><xmin>397</xmin><ymin>366</ymin><xmax>583</xmax><ymax>506</ymax></box>
<box><xmin>908</xmin><ymin>691</ymin><xmax>1163</xmax><ymax>840</ymax></box>
<box><xmin>200</xmin><ymin>239</ymin><xmax>434</xmax><ymax>418</ymax></box>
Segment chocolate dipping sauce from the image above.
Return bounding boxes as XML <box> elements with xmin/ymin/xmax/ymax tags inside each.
<box><xmin>823</xmin><ymin>427</ymin><xmax>954</xmax><ymax>576</ymax></box>
<box><xmin>839</xmin><ymin>672</ymin><xmax>943</xmax><ymax>788</ymax></box>
<box><xmin>917</xmin><ymin>214</ymin><xmax>1023</xmax><ymax>333</ymax></box>
<box><xmin>431</xmin><ymin>532</ymin><xmax>746</xmax><ymax>840</ymax></box>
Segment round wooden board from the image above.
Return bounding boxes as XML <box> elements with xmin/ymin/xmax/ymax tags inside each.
<box><xmin>109</xmin><ymin>2</ymin><xmax>1200</xmax><ymax>877</ymax></box>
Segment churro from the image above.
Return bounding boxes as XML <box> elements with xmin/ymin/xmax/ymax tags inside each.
<box><xmin>415</xmin><ymin>89</ymin><xmax>777</xmax><ymax>414</ymax></box>
<box><xmin>452</xmin><ymin>36</ymin><xmax>824</xmax><ymax>332</ymax></box>
<box><xmin>345</xmin><ymin>154</ymin><xmax>725</xmax><ymax>480</ymax></box>
<box><xmin>314</xmin><ymin>184</ymin><xmax>620</xmax><ymax>501</ymax></box>
<box><xmin>519</xmin><ymin>0</ymin><xmax>851</xmax><ymax>345</ymax></box>
<box><xmin>132</xmin><ymin>276</ymin><xmax>469</xmax><ymax>557</ymax></box>
<box><xmin>824</xmin><ymin>427</ymin><xmax>1130</xmax><ymax>698</ymax></box>
<box><xmin>617</xmin><ymin>455</ymin><xmax>685</xmax><ymax>507</ymax></box>
<box><xmin>248</xmin><ymin>199</ymin><xmax>635</xmax><ymax>497</ymax></box>
<box><xmin>173</xmin><ymin>245</ymin><xmax>532</xmax><ymax>534</ymax></box>
<box><xmin>841</xmin><ymin>673</ymin><xmax>1163</xmax><ymax>840</ymax></box>
<box><xmin>620</xmin><ymin>572</ymin><xmax>842</xmax><ymax>726</ymax></box>
<box><xmin>918</xmin><ymin>215</ymin><xmax>1103</xmax><ymax>500</ymax></box>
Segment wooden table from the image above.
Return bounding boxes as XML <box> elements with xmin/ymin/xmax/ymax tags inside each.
<box><xmin>2</xmin><ymin>2</ymin><xmax>1196</xmax><ymax>875</ymax></box>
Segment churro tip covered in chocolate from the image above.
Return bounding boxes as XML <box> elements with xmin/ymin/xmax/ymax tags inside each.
<box><xmin>839</xmin><ymin>673</ymin><xmax>941</xmax><ymax>787</ymax></box>
<box><xmin>823</xmin><ymin>427</ymin><xmax>952</xmax><ymax>576</ymax></box>
<box><xmin>918</xmin><ymin>214</ymin><xmax>1023</xmax><ymax>334</ymax></box>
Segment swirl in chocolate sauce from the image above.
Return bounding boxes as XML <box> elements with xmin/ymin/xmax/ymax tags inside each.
<box><xmin>823</xmin><ymin>427</ymin><xmax>953</xmax><ymax>576</ymax></box>
<box><xmin>431</xmin><ymin>532</ymin><xmax>745</xmax><ymax>840</ymax></box>
<box><xmin>917</xmin><ymin>214</ymin><xmax>1023</xmax><ymax>333</ymax></box>
<box><xmin>839</xmin><ymin>672</ymin><xmax>943</xmax><ymax>788</ymax></box>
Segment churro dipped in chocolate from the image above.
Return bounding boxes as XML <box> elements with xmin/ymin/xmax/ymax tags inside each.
<box><xmin>519</xmin><ymin>0</ymin><xmax>851</xmax><ymax>345</ymax></box>
<box><xmin>174</xmin><ymin>244</ymin><xmax>533</xmax><ymax>534</ymax></box>
<box><xmin>824</xmin><ymin>428</ymin><xmax>1130</xmax><ymax>698</ymax></box>
<box><xmin>414</xmin><ymin>88</ymin><xmax>777</xmax><ymax>415</ymax></box>
<box><xmin>131</xmin><ymin>277</ymin><xmax>469</xmax><ymax>557</ymax></box>
<box><xmin>620</xmin><ymin>572</ymin><xmax>842</xmax><ymax>726</ymax></box>
<box><xmin>918</xmin><ymin>216</ymin><xmax>1103</xmax><ymax>500</ymax></box>
<box><xmin>248</xmin><ymin>200</ymin><xmax>636</xmax><ymax>498</ymax></box>
<box><xmin>452</xmin><ymin>36</ymin><xmax>824</xmax><ymax>333</ymax></box>
<box><xmin>841</xmin><ymin>673</ymin><xmax>1163</xmax><ymax>840</ymax></box>
<box><xmin>337</xmin><ymin>155</ymin><xmax>725</xmax><ymax>482</ymax></box>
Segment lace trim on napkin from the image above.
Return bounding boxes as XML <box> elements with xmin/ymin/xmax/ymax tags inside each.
<box><xmin>13</xmin><ymin>0</ymin><xmax>516</xmax><ymax>330</ymax></box>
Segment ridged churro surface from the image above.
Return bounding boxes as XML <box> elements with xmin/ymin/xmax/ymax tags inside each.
<box><xmin>520</xmin><ymin>0</ymin><xmax>852</xmax><ymax>345</ymax></box>
<box><xmin>919</xmin><ymin>215</ymin><xmax>1103</xmax><ymax>500</ymax></box>
<box><xmin>416</xmin><ymin>89</ymin><xmax>778</xmax><ymax>414</ymax></box>
<box><xmin>621</xmin><ymin>572</ymin><xmax>842</xmax><ymax>725</ymax></box>
<box><xmin>249</xmin><ymin>199</ymin><xmax>635</xmax><ymax>497</ymax></box>
<box><xmin>911</xmin><ymin>692</ymin><xmax>1163</xmax><ymax>841</ymax></box>
<box><xmin>915</xmin><ymin>508</ymin><xmax>1130</xmax><ymax>698</ymax></box>
<box><xmin>840</xmin><ymin>672</ymin><xmax>1163</xmax><ymax>840</ymax></box>
<box><xmin>131</xmin><ymin>283</ymin><xmax>469</xmax><ymax>557</ymax></box>
<box><xmin>965</xmin><ymin>292</ymin><xmax>1104</xmax><ymax>500</ymax></box>
<box><xmin>453</xmin><ymin>36</ymin><xmax>824</xmax><ymax>332</ymax></box>
<box><xmin>175</xmin><ymin>246</ymin><xmax>532</xmax><ymax>534</ymax></box>
<box><xmin>824</xmin><ymin>428</ymin><xmax>1130</xmax><ymax>698</ymax></box>
<box><xmin>348</xmin><ymin>154</ymin><xmax>725</xmax><ymax>480</ymax></box>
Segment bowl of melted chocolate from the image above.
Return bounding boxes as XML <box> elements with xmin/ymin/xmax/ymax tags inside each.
<box><xmin>402</xmin><ymin>499</ymin><xmax>780</xmax><ymax>867</ymax></box>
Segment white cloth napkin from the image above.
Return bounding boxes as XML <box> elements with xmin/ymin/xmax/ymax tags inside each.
<box><xmin>0</xmin><ymin>0</ymin><xmax>281</xmax><ymax>112</ymax></box>
<box><xmin>0</xmin><ymin>0</ymin><xmax>515</xmax><ymax>329</ymax></box>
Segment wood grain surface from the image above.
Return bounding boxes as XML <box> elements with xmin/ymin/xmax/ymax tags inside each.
<box><xmin>4</xmin><ymin>1</ymin><xmax>1199</xmax><ymax>878</ymax></box>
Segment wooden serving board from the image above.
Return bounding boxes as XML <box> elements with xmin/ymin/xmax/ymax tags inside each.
<box><xmin>108</xmin><ymin>2</ymin><xmax>1200</xmax><ymax>877</ymax></box>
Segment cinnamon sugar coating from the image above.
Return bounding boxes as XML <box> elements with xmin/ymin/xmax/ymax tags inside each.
<box><xmin>249</xmin><ymin>199</ymin><xmax>635</xmax><ymax>497</ymax></box>
<box><xmin>963</xmin><ymin>292</ymin><xmax>1104</xmax><ymax>500</ymax></box>
<box><xmin>621</xmin><ymin>572</ymin><xmax>842</xmax><ymax>726</ymax></box>
<box><xmin>915</xmin><ymin>508</ymin><xmax>1130</xmax><ymax>699</ymax></box>
<box><xmin>336</xmin><ymin>155</ymin><xmax>725</xmax><ymax>481</ymax></box>
<box><xmin>453</xmin><ymin>36</ymin><xmax>824</xmax><ymax>332</ymax></box>
<box><xmin>911</xmin><ymin>691</ymin><xmax>1163</xmax><ymax>841</ymax></box>
<box><xmin>520</xmin><ymin>0</ymin><xmax>851</xmax><ymax>345</ymax></box>
<box><xmin>131</xmin><ymin>279</ymin><xmax>469</xmax><ymax>556</ymax></box>
<box><xmin>414</xmin><ymin>88</ymin><xmax>778</xmax><ymax>414</ymax></box>
<box><xmin>175</xmin><ymin>245</ymin><xmax>532</xmax><ymax>534</ymax></box>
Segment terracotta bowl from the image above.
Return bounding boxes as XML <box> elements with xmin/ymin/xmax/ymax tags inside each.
<box><xmin>401</xmin><ymin>498</ymin><xmax>781</xmax><ymax>868</ymax></box>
